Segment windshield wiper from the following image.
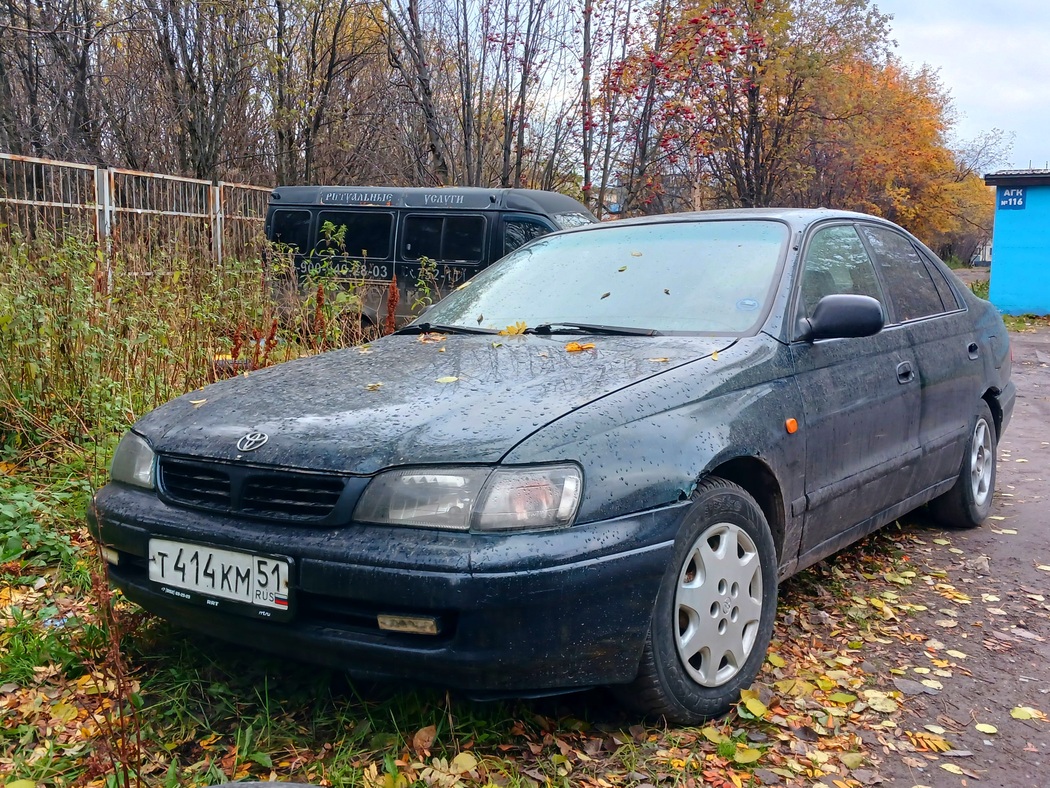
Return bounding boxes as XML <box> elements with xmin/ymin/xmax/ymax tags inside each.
<box><xmin>525</xmin><ymin>322</ymin><xmax>661</xmax><ymax>336</ymax></box>
<box><xmin>393</xmin><ymin>322</ymin><xmax>498</xmax><ymax>336</ymax></box>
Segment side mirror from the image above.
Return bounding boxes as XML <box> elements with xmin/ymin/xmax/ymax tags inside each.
<box><xmin>798</xmin><ymin>294</ymin><xmax>884</xmax><ymax>342</ymax></box>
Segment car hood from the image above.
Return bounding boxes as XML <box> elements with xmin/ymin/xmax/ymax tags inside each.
<box><xmin>140</xmin><ymin>334</ymin><xmax>734</xmax><ymax>474</ymax></box>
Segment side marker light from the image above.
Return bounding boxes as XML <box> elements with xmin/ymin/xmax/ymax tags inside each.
<box><xmin>785</xmin><ymin>418</ymin><xmax>799</xmax><ymax>434</ymax></box>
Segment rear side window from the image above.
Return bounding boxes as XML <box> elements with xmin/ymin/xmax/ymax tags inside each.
<box><xmin>316</xmin><ymin>210</ymin><xmax>393</xmax><ymax>259</ymax></box>
<box><xmin>402</xmin><ymin>214</ymin><xmax>485</xmax><ymax>263</ymax></box>
<box><xmin>919</xmin><ymin>249</ymin><xmax>962</xmax><ymax>311</ymax></box>
<box><xmin>270</xmin><ymin>209</ymin><xmax>312</xmax><ymax>254</ymax></box>
<box><xmin>860</xmin><ymin>225</ymin><xmax>945</xmax><ymax>322</ymax></box>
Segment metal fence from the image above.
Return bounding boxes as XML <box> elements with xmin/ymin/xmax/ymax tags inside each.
<box><xmin>0</xmin><ymin>152</ymin><xmax>271</xmax><ymax>265</ymax></box>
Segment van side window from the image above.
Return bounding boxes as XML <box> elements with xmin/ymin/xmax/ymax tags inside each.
<box><xmin>402</xmin><ymin>214</ymin><xmax>485</xmax><ymax>263</ymax></box>
<box><xmin>504</xmin><ymin>218</ymin><xmax>552</xmax><ymax>255</ymax></box>
<box><xmin>315</xmin><ymin>210</ymin><xmax>393</xmax><ymax>259</ymax></box>
<box><xmin>271</xmin><ymin>209</ymin><xmax>312</xmax><ymax>255</ymax></box>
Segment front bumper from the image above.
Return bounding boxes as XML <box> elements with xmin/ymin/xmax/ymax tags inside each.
<box><xmin>90</xmin><ymin>484</ymin><xmax>685</xmax><ymax>692</ymax></box>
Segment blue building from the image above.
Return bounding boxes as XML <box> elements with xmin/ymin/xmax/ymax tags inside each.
<box><xmin>984</xmin><ymin>169</ymin><xmax>1050</xmax><ymax>315</ymax></box>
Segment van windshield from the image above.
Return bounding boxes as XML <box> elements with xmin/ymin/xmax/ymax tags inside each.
<box><xmin>422</xmin><ymin>219</ymin><xmax>788</xmax><ymax>335</ymax></box>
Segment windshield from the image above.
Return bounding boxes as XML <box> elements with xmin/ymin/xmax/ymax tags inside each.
<box><xmin>423</xmin><ymin>219</ymin><xmax>789</xmax><ymax>334</ymax></box>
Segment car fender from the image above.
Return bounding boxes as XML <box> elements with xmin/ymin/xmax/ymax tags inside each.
<box><xmin>503</xmin><ymin>336</ymin><xmax>806</xmax><ymax>568</ymax></box>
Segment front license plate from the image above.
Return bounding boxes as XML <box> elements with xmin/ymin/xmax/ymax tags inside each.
<box><xmin>148</xmin><ymin>538</ymin><xmax>292</xmax><ymax>617</ymax></box>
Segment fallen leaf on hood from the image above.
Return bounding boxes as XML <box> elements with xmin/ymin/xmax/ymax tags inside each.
<box><xmin>190</xmin><ymin>399</ymin><xmax>207</xmax><ymax>408</ymax></box>
<box><xmin>565</xmin><ymin>342</ymin><xmax>596</xmax><ymax>352</ymax></box>
<box><xmin>365</xmin><ymin>383</ymin><xmax>383</xmax><ymax>391</ymax></box>
<box><xmin>436</xmin><ymin>376</ymin><xmax>460</xmax><ymax>383</ymax></box>
<box><xmin>418</xmin><ymin>332</ymin><xmax>446</xmax><ymax>343</ymax></box>
<box><xmin>648</xmin><ymin>357</ymin><xmax>670</xmax><ymax>362</ymax></box>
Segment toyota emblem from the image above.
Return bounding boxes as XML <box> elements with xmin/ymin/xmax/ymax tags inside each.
<box><xmin>236</xmin><ymin>431</ymin><xmax>269</xmax><ymax>452</ymax></box>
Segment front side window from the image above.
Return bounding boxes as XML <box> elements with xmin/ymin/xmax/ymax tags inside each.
<box><xmin>552</xmin><ymin>211</ymin><xmax>595</xmax><ymax>230</ymax></box>
<box><xmin>503</xmin><ymin>217</ymin><xmax>552</xmax><ymax>255</ymax></box>
<box><xmin>402</xmin><ymin>215</ymin><xmax>486</xmax><ymax>263</ymax></box>
<box><xmin>798</xmin><ymin>225</ymin><xmax>884</xmax><ymax>317</ymax></box>
<box><xmin>860</xmin><ymin>225</ymin><xmax>945</xmax><ymax>322</ymax></box>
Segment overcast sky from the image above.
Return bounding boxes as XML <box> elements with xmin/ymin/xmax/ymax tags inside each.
<box><xmin>874</xmin><ymin>0</ymin><xmax>1050</xmax><ymax>171</ymax></box>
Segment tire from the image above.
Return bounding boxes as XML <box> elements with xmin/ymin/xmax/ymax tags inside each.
<box><xmin>930</xmin><ymin>400</ymin><xmax>997</xmax><ymax>528</ymax></box>
<box><xmin>619</xmin><ymin>477</ymin><xmax>778</xmax><ymax>724</ymax></box>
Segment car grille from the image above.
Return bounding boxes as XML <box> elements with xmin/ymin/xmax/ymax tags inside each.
<box><xmin>158</xmin><ymin>457</ymin><xmax>348</xmax><ymax>522</ymax></box>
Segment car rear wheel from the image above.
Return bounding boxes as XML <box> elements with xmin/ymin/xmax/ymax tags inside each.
<box><xmin>619</xmin><ymin>477</ymin><xmax>778</xmax><ymax>724</ymax></box>
<box><xmin>930</xmin><ymin>400</ymin><xmax>997</xmax><ymax>528</ymax></box>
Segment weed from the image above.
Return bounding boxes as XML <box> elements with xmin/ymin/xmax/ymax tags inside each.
<box><xmin>969</xmin><ymin>279</ymin><xmax>990</xmax><ymax>300</ymax></box>
<box><xmin>1003</xmin><ymin>313</ymin><xmax>1050</xmax><ymax>332</ymax></box>
<box><xmin>411</xmin><ymin>255</ymin><xmax>440</xmax><ymax>314</ymax></box>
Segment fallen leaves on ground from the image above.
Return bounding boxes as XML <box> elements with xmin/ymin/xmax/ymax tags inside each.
<box><xmin>5</xmin><ymin>500</ymin><xmax>1050</xmax><ymax>787</ymax></box>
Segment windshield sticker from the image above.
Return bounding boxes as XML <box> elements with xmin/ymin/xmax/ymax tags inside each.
<box><xmin>736</xmin><ymin>298</ymin><xmax>760</xmax><ymax>311</ymax></box>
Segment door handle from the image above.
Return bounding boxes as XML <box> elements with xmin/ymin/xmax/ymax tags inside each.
<box><xmin>896</xmin><ymin>361</ymin><xmax>914</xmax><ymax>384</ymax></box>
<box><xmin>968</xmin><ymin>342</ymin><xmax>980</xmax><ymax>359</ymax></box>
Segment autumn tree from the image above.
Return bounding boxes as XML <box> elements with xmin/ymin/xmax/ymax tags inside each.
<box><xmin>785</xmin><ymin>55</ymin><xmax>994</xmax><ymax>259</ymax></box>
<box><xmin>691</xmin><ymin>0</ymin><xmax>889</xmax><ymax>207</ymax></box>
<box><xmin>264</xmin><ymin>0</ymin><xmax>386</xmax><ymax>184</ymax></box>
<box><xmin>374</xmin><ymin>0</ymin><xmax>579</xmax><ymax>188</ymax></box>
<box><xmin>0</xmin><ymin>0</ymin><xmax>120</xmax><ymax>161</ymax></box>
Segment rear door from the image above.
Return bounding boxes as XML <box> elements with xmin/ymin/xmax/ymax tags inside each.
<box><xmin>858</xmin><ymin>224</ymin><xmax>982</xmax><ymax>490</ymax></box>
<box><xmin>790</xmin><ymin>223</ymin><xmax>922</xmax><ymax>558</ymax></box>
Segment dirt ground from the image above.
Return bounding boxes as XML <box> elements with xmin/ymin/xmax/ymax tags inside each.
<box><xmin>868</xmin><ymin>326</ymin><xmax>1050</xmax><ymax>786</ymax></box>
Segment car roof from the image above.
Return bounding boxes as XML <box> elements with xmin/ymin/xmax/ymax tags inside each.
<box><xmin>561</xmin><ymin>207</ymin><xmax>899</xmax><ymax>233</ymax></box>
<box><xmin>267</xmin><ymin>186</ymin><xmax>596</xmax><ymax>218</ymax></box>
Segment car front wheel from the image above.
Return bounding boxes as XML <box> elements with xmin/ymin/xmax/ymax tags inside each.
<box><xmin>930</xmin><ymin>400</ymin><xmax>997</xmax><ymax>528</ymax></box>
<box><xmin>620</xmin><ymin>477</ymin><xmax>778</xmax><ymax>724</ymax></box>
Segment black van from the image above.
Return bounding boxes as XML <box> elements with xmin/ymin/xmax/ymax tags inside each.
<box><xmin>265</xmin><ymin>186</ymin><xmax>597</xmax><ymax>321</ymax></box>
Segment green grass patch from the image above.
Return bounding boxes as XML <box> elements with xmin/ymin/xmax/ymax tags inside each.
<box><xmin>1003</xmin><ymin>313</ymin><xmax>1050</xmax><ymax>332</ymax></box>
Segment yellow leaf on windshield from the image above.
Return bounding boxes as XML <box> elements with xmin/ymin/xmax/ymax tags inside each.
<box><xmin>499</xmin><ymin>321</ymin><xmax>528</xmax><ymax>336</ymax></box>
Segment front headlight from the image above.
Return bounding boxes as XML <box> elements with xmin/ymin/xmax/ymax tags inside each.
<box><xmin>354</xmin><ymin>464</ymin><xmax>583</xmax><ymax>532</ymax></box>
<box><xmin>110</xmin><ymin>431</ymin><xmax>156</xmax><ymax>489</ymax></box>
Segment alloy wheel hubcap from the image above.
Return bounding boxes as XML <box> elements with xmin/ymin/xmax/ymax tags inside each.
<box><xmin>971</xmin><ymin>417</ymin><xmax>993</xmax><ymax>507</ymax></box>
<box><xmin>673</xmin><ymin>521</ymin><xmax>763</xmax><ymax>687</ymax></box>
